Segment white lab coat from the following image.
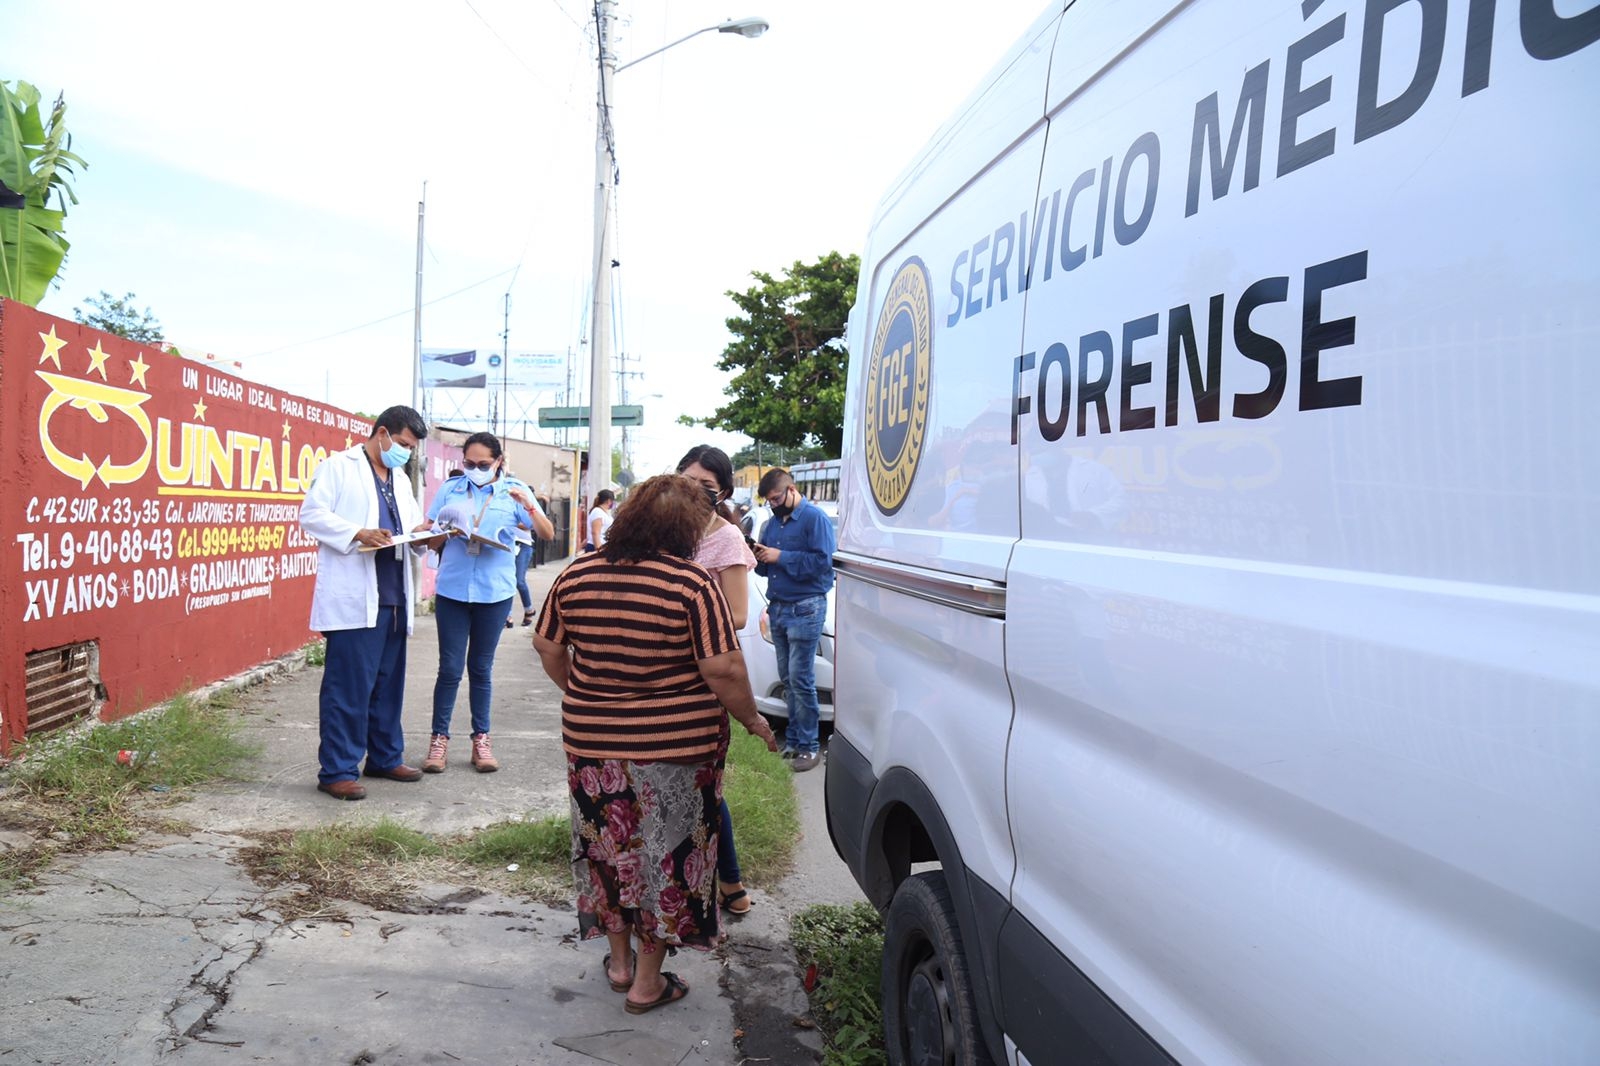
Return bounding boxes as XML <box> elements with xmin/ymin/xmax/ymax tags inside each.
<box><xmin>299</xmin><ymin>445</ymin><xmax>427</xmax><ymax>634</ymax></box>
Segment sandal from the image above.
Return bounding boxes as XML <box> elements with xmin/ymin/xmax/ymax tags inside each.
<box><xmin>624</xmin><ymin>971</ymin><xmax>689</xmax><ymax>1014</ymax></box>
<box><xmin>601</xmin><ymin>951</ymin><xmax>635</xmax><ymax>993</ymax></box>
<box><xmin>719</xmin><ymin>887</ymin><xmax>752</xmax><ymax>916</ymax></box>
<box><xmin>520</xmin><ymin>609</ymin><xmax>536</xmax><ymax>627</ymax></box>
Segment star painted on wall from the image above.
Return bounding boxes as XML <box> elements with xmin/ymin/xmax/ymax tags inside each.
<box><xmin>38</xmin><ymin>326</ymin><xmax>67</xmax><ymax>369</ymax></box>
<box><xmin>193</xmin><ymin>397</ymin><xmax>209</xmax><ymax>422</ymax></box>
<box><xmin>120</xmin><ymin>580</ymin><xmax>132</xmax><ymax>597</ymax></box>
<box><xmin>282</xmin><ymin>420</ymin><xmax>293</xmax><ymax>439</ymax></box>
<box><xmin>86</xmin><ymin>341</ymin><xmax>112</xmax><ymax>380</ymax></box>
<box><xmin>344</xmin><ymin>434</ymin><xmax>353</xmax><ymax>449</ymax></box>
<box><xmin>128</xmin><ymin>353</ymin><xmax>151</xmax><ymax>388</ymax></box>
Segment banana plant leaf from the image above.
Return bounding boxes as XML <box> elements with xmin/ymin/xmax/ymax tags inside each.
<box><xmin>0</xmin><ymin>80</ymin><xmax>84</xmax><ymax>306</ymax></box>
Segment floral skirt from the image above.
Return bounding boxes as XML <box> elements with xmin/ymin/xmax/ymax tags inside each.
<box><xmin>568</xmin><ymin>755</ymin><xmax>723</xmax><ymax>950</ymax></box>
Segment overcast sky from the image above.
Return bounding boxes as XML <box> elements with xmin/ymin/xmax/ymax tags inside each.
<box><xmin>12</xmin><ymin>0</ymin><xmax>1048</xmax><ymax>475</ymax></box>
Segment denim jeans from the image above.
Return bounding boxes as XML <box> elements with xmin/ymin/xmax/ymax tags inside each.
<box><xmin>432</xmin><ymin>594</ymin><xmax>514</xmax><ymax>736</ymax></box>
<box><xmin>717</xmin><ymin>797</ymin><xmax>742</xmax><ymax>884</ymax></box>
<box><xmin>514</xmin><ymin>542</ymin><xmax>534</xmax><ymax>612</ymax></box>
<box><xmin>769</xmin><ymin>593</ymin><xmax>826</xmax><ymax>754</ymax></box>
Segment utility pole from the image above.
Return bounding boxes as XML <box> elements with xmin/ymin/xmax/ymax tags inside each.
<box><xmin>412</xmin><ymin>184</ymin><xmax>426</xmax><ymax>421</ymax></box>
<box><xmin>588</xmin><ymin>0</ymin><xmax>618</xmax><ymax>500</ymax></box>
<box><xmin>410</xmin><ymin>185</ymin><xmax>427</xmax><ymax>604</ymax></box>
<box><xmin>500</xmin><ymin>291</ymin><xmax>511</xmax><ymax>439</ymax></box>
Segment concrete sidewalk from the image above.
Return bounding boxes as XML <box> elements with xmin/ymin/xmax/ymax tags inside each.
<box><xmin>0</xmin><ymin>558</ymin><xmax>849</xmax><ymax>1066</ymax></box>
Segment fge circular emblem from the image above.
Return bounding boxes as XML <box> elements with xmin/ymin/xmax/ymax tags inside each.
<box><xmin>865</xmin><ymin>257</ymin><xmax>933</xmax><ymax>515</ymax></box>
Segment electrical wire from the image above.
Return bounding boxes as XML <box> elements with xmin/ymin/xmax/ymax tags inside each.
<box><xmin>461</xmin><ymin>0</ymin><xmax>589</xmax><ymax>119</ymax></box>
<box><xmin>248</xmin><ymin>267</ymin><xmax>518</xmax><ymax>358</ymax></box>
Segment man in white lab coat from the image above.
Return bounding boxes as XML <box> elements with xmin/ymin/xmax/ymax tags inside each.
<box><xmin>299</xmin><ymin>406</ymin><xmax>433</xmax><ymax>800</ymax></box>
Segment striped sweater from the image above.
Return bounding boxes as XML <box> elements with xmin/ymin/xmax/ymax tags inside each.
<box><xmin>536</xmin><ymin>552</ymin><xmax>740</xmax><ymax>761</ymax></box>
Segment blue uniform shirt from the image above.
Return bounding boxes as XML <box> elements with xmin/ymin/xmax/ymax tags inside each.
<box><xmin>371</xmin><ymin>466</ymin><xmax>406</xmax><ymax>607</ymax></box>
<box><xmin>755</xmin><ymin>496</ymin><xmax>836</xmax><ymax>604</ymax></box>
<box><xmin>427</xmin><ymin>474</ymin><xmax>533</xmax><ymax>604</ymax></box>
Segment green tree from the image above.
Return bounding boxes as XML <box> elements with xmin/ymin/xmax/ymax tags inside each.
<box><xmin>682</xmin><ymin>251</ymin><xmax>858</xmax><ymax>456</ymax></box>
<box><xmin>74</xmin><ymin>291</ymin><xmax>164</xmax><ymax>342</ymax></box>
<box><xmin>0</xmin><ymin>81</ymin><xmax>85</xmax><ymax>305</ymax></box>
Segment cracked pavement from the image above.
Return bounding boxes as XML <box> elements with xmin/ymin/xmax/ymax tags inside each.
<box><xmin>0</xmin><ymin>564</ymin><xmax>858</xmax><ymax>1065</ymax></box>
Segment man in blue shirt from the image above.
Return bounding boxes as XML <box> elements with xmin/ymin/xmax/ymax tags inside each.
<box><xmin>752</xmin><ymin>468</ymin><xmax>836</xmax><ymax>772</ymax></box>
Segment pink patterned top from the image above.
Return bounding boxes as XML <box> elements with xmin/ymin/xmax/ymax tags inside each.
<box><xmin>694</xmin><ymin>520</ymin><xmax>756</xmax><ymax>576</ymax></box>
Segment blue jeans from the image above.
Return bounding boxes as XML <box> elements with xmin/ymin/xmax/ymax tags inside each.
<box><xmin>769</xmin><ymin>594</ymin><xmax>825</xmax><ymax>754</ymax></box>
<box><xmin>718</xmin><ymin>797</ymin><xmax>742</xmax><ymax>884</ymax></box>
<box><xmin>514</xmin><ymin>542</ymin><xmax>534</xmax><ymax>612</ymax></box>
<box><xmin>318</xmin><ymin>606</ymin><xmax>408</xmax><ymax>782</ymax></box>
<box><xmin>432</xmin><ymin>594</ymin><xmax>514</xmax><ymax>736</ymax></box>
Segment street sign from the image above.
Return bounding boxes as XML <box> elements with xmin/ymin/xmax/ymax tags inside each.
<box><xmin>538</xmin><ymin>405</ymin><xmax>644</xmax><ymax>428</ymax></box>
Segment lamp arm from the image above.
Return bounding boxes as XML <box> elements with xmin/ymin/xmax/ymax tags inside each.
<box><xmin>616</xmin><ymin>25</ymin><xmax>715</xmax><ymax>73</ymax></box>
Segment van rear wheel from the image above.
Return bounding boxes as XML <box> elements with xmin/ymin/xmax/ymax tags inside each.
<box><xmin>882</xmin><ymin>871</ymin><xmax>994</xmax><ymax>1066</ymax></box>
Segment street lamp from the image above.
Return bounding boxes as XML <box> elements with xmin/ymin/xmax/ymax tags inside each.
<box><xmin>616</xmin><ymin>17</ymin><xmax>770</xmax><ymax>73</ymax></box>
<box><xmin>586</xmin><ymin>6</ymin><xmax>767</xmax><ymax>501</ymax></box>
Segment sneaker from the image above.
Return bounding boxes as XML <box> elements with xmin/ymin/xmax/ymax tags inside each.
<box><xmin>778</xmin><ymin>746</ymin><xmax>799</xmax><ymax>760</ymax></box>
<box><xmin>790</xmin><ymin>751</ymin><xmax>820</xmax><ymax>773</ymax></box>
<box><xmin>471</xmin><ymin>733</ymin><xmax>499</xmax><ymax>773</ymax></box>
<box><xmin>421</xmin><ymin>734</ymin><xmax>448</xmax><ymax>773</ymax></box>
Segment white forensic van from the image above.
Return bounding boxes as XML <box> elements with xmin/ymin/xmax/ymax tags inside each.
<box><xmin>825</xmin><ymin>2</ymin><xmax>1600</xmax><ymax>1064</ymax></box>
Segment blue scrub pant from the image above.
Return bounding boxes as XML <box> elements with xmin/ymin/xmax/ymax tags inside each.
<box><xmin>432</xmin><ymin>594</ymin><xmax>514</xmax><ymax>737</ymax></box>
<box><xmin>770</xmin><ymin>594</ymin><xmax>826</xmax><ymax>754</ymax></box>
<box><xmin>318</xmin><ymin>606</ymin><xmax>408</xmax><ymax>783</ymax></box>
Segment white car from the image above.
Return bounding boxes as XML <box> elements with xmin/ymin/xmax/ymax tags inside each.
<box><xmin>738</xmin><ymin>503</ymin><xmax>836</xmax><ymax>727</ymax></box>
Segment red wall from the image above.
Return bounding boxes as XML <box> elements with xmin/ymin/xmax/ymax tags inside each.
<box><xmin>0</xmin><ymin>300</ymin><xmax>367</xmax><ymax>751</ymax></box>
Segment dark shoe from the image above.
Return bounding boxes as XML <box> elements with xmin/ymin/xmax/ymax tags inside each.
<box><xmin>719</xmin><ymin>885</ymin><xmax>752</xmax><ymax>916</ymax></box>
<box><xmin>778</xmin><ymin>746</ymin><xmax>799</xmax><ymax>760</ymax></box>
<box><xmin>624</xmin><ymin>971</ymin><xmax>689</xmax><ymax>1014</ymax></box>
<box><xmin>521</xmin><ymin>610</ymin><xmax>536</xmax><ymax>627</ymax></box>
<box><xmin>363</xmin><ymin>763</ymin><xmax>424</xmax><ymax>782</ymax></box>
<box><xmin>790</xmin><ymin>752</ymin><xmax>819</xmax><ymax>773</ymax></box>
<box><xmin>602</xmin><ymin>950</ymin><xmax>635</xmax><ymax>992</ymax></box>
<box><xmin>317</xmin><ymin>780</ymin><xmax>367</xmax><ymax>801</ymax></box>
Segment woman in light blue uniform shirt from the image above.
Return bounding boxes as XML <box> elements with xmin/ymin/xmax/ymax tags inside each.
<box><xmin>422</xmin><ymin>431</ymin><xmax>552</xmax><ymax>773</ymax></box>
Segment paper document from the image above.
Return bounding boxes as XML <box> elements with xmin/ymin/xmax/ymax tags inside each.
<box><xmin>437</xmin><ymin>524</ymin><xmax>515</xmax><ymax>553</ymax></box>
<box><xmin>357</xmin><ymin>529</ymin><xmax>438</xmax><ymax>552</ymax></box>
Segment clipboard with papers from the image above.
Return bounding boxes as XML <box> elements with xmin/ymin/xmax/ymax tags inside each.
<box><xmin>356</xmin><ymin>529</ymin><xmax>438</xmax><ymax>552</ymax></box>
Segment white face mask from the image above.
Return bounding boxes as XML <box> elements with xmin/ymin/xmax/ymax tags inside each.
<box><xmin>465</xmin><ymin>465</ymin><xmax>497</xmax><ymax>487</ymax></box>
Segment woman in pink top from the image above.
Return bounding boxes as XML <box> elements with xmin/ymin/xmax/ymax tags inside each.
<box><xmin>678</xmin><ymin>445</ymin><xmax>757</xmax><ymax>916</ymax></box>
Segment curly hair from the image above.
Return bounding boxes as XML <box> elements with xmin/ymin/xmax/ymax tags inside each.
<box><xmin>601</xmin><ymin>475</ymin><xmax>713</xmax><ymax>563</ymax></box>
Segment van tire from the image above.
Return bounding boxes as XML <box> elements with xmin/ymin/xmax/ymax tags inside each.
<box><xmin>882</xmin><ymin>871</ymin><xmax>995</xmax><ymax>1066</ymax></box>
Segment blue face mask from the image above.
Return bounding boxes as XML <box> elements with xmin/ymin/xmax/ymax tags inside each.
<box><xmin>378</xmin><ymin>430</ymin><xmax>411</xmax><ymax>470</ymax></box>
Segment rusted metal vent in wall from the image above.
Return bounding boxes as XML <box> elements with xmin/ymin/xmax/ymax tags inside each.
<box><xmin>25</xmin><ymin>642</ymin><xmax>105</xmax><ymax>736</ymax></box>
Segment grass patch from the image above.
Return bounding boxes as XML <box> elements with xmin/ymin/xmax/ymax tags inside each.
<box><xmin>237</xmin><ymin>729</ymin><xmax>804</xmax><ymax>917</ymax></box>
<box><xmin>242</xmin><ymin>813</ymin><xmax>575</xmax><ymax>918</ymax></box>
<box><xmin>456</xmin><ymin>814</ymin><xmax>569</xmax><ymax>867</ymax></box>
<box><xmin>723</xmin><ymin>726</ymin><xmax>801</xmax><ymax>884</ymax></box>
<box><xmin>241</xmin><ymin>818</ymin><xmax>446</xmax><ymax>918</ymax></box>
<box><xmin>304</xmin><ymin>639</ymin><xmax>326</xmax><ymax>667</ymax></box>
<box><xmin>792</xmin><ymin>902</ymin><xmax>887</xmax><ymax>1066</ymax></box>
<box><xmin>0</xmin><ymin>692</ymin><xmax>259</xmax><ymax>890</ymax></box>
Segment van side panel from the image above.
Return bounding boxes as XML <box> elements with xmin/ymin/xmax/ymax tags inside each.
<box><xmin>835</xmin><ymin>11</ymin><xmax>1059</xmax><ymax>915</ymax></box>
<box><xmin>1004</xmin><ymin>1</ymin><xmax>1599</xmax><ymax>1064</ymax></box>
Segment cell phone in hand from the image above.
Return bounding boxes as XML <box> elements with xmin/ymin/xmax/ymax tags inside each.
<box><xmin>745</xmin><ymin>535</ymin><xmax>759</xmax><ymax>550</ymax></box>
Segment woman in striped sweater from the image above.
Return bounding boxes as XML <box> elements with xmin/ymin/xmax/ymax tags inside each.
<box><xmin>533</xmin><ymin>475</ymin><xmax>778</xmax><ymax>1015</ymax></box>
